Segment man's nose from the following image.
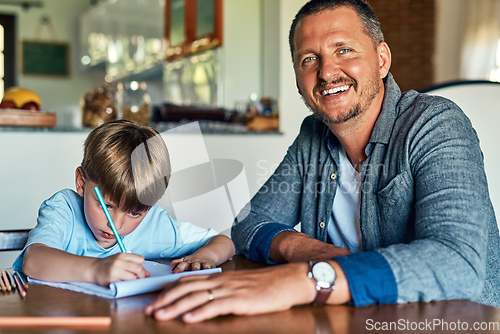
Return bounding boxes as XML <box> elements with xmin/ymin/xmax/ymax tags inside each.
<box><xmin>318</xmin><ymin>57</ymin><xmax>340</xmax><ymax>83</ymax></box>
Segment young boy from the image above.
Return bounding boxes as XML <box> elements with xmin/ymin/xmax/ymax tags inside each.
<box><xmin>13</xmin><ymin>120</ymin><xmax>235</xmax><ymax>286</ymax></box>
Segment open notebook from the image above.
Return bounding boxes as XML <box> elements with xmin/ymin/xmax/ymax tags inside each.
<box><xmin>28</xmin><ymin>261</ymin><xmax>221</xmax><ymax>299</ymax></box>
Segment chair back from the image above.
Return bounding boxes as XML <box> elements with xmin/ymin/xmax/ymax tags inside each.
<box><xmin>0</xmin><ymin>229</ymin><xmax>30</xmax><ymax>251</ymax></box>
<box><xmin>421</xmin><ymin>81</ymin><xmax>500</xmax><ymax>217</ymax></box>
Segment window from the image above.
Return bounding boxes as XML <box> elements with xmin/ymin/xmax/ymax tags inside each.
<box><xmin>491</xmin><ymin>38</ymin><xmax>500</xmax><ymax>81</ymax></box>
<box><xmin>460</xmin><ymin>0</ymin><xmax>500</xmax><ymax>81</ymax></box>
<box><xmin>0</xmin><ymin>14</ymin><xmax>16</xmax><ymax>98</ymax></box>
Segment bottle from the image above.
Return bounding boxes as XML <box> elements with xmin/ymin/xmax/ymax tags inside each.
<box><xmin>118</xmin><ymin>81</ymin><xmax>152</xmax><ymax>125</ymax></box>
<box><xmin>81</xmin><ymin>84</ymin><xmax>117</xmax><ymax>127</ymax></box>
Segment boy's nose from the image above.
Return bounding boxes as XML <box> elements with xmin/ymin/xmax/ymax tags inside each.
<box><xmin>109</xmin><ymin>214</ymin><xmax>124</xmax><ymax>230</ymax></box>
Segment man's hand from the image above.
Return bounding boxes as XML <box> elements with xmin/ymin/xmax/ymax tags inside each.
<box><xmin>91</xmin><ymin>253</ymin><xmax>150</xmax><ymax>286</ymax></box>
<box><xmin>145</xmin><ymin>262</ymin><xmax>316</xmax><ymax>323</ymax></box>
<box><xmin>270</xmin><ymin>231</ymin><xmax>351</xmax><ymax>263</ymax></box>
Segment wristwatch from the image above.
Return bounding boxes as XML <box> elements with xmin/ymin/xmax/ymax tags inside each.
<box><xmin>308</xmin><ymin>261</ymin><xmax>336</xmax><ymax>304</ymax></box>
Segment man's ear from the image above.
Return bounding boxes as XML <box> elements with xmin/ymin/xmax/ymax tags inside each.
<box><xmin>296</xmin><ymin>79</ymin><xmax>303</xmax><ymax>97</ymax></box>
<box><xmin>377</xmin><ymin>42</ymin><xmax>392</xmax><ymax>78</ymax></box>
<box><xmin>75</xmin><ymin>167</ymin><xmax>86</xmax><ymax>197</ymax></box>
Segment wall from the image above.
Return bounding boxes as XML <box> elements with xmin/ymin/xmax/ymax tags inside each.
<box><xmin>367</xmin><ymin>0</ymin><xmax>473</xmax><ymax>90</ymax></box>
<box><xmin>262</xmin><ymin>0</ymin><xmax>281</xmax><ymax>99</ymax></box>
<box><xmin>0</xmin><ymin>131</ymin><xmax>88</xmax><ymax>267</ymax></box>
<box><xmin>422</xmin><ymin>82</ymin><xmax>500</xmax><ymax>217</ymax></box>
<box><xmin>370</xmin><ymin>0</ymin><xmax>436</xmax><ymax>92</ymax></box>
<box><xmin>221</xmin><ymin>0</ymin><xmax>262</xmax><ymax>107</ymax></box>
<box><xmin>434</xmin><ymin>0</ymin><xmax>467</xmax><ymax>84</ymax></box>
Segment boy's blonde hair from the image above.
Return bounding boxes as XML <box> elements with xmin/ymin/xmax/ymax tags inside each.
<box><xmin>81</xmin><ymin>120</ymin><xmax>170</xmax><ymax>212</ymax></box>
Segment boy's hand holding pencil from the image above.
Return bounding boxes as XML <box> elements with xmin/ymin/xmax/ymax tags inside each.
<box><xmin>91</xmin><ymin>186</ymin><xmax>150</xmax><ymax>286</ymax></box>
<box><xmin>90</xmin><ymin>253</ymin><xmax>150</xmax><ymax>287</ymax></box>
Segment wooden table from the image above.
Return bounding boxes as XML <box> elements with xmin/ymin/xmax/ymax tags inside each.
<box><xmin>1</xmin><ymin>255</ymin><xmax>500</xmax><ymax>333</ymax></box>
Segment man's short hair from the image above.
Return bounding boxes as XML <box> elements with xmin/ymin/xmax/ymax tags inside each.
<box><xmin>288</xmin><ymin>0</ymin><xmax>384</xmax><ymax>58</ymax></box>
<box><xmin>81</xmin><ymin>120</ymin><xmax>170</xmax><ymax>212</ymax></box>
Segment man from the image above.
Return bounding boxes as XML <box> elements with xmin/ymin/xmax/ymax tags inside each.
<box><xmin>146</xmin><ymin>0</ymin><xmax>500</xmax><ymax>323</ymax></box>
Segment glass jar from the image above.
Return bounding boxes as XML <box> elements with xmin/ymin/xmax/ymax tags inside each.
<box><xmin>81</xmin><ymin>84</ymin><xmax>117</xmax><ymax>127</ymax></box>
<box><xmin>117</xmin><ymin>81</ymin><xmax>152</xmax><ymax>125</ymax></box>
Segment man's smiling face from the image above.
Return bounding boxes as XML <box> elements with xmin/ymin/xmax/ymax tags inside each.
<box><xmin>293</xmin><ymin>6</ymin><xmax>389</xmax><ymax>126</ymax></box>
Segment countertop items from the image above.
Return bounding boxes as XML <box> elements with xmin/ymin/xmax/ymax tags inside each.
<box><xmin>0</xmin><ymin>109</ymin><xmax>56</xmax><ymax>128</ymax></box>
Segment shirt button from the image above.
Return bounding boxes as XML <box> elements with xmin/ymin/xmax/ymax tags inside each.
<box><xmin>319</xmin><ymin>222</ymin><xmax>326</xmax><ymax>228</ymax></box>
<box><xmin>330</xmin><ymin>173</ymin><xmax>337</xmax><ymax>180</ymax></box>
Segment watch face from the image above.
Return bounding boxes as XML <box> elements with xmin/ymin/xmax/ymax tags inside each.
<box><xmin>312</xmin><ymin>262</ymin><xmax>336</xmax><ymax>288</ymax></box>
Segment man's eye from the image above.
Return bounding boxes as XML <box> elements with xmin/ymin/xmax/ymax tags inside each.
<box><xmin>129</xmin><ymin>212</ymin><xmax>142</xmax><ymax>218</ymax></box>
<box><xmin>339</xmin><ymin>48</ymin><xmax>352</xmax><ymax>54</ymax></box>
<box><xmin>302</xmin><ymin>56</ymin><xmax>316</xmax><ymax>64</ymax></box>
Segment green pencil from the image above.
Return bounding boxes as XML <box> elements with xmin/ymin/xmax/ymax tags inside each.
<box><xmin>94</xmin><ymin>186</ymin><xmax>128</xmax><ymax>253</ymax></box>
<box><xmin>6</xmin><ymin>270</ymin><xmax>16</xmax><ymax>289</ymax></box>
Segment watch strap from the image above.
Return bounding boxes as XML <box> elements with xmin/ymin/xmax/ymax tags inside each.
<box><xmin>314</xmin><ymin>285</ymin><xmax>332</xmax><ymax>304</ymax></box>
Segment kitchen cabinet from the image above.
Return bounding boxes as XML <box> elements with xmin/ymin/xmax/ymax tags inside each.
<box><xmin>79</xmin><ymin>0</ymin><xmax>223</xmax><ymax>80</ymax></box>
<box><xmin>77</xmin><ymin>0</ymin><xmax>276</xmax><ymax>116</ymax></box>
<box><xmin>165</xmin><ymin>0</ymin><xmax>223</xmax><ymax>61</ymax></box>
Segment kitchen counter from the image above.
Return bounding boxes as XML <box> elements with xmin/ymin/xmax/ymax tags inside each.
<box><xmin>0</xmin><ymin>120</ymin><xmax>282</xmax><ymax>135</ymax></box>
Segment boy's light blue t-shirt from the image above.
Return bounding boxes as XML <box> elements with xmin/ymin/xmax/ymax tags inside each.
<box><xmin>13</xmin><ymin>189</ymin><xmax>218</xmax><ymax>271</ymax></box>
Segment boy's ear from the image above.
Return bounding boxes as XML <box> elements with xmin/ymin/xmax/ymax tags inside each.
<box><xmin>75</xmin><ymin>167</ymin><xmax>86</xmax><ymax>197</ymax></box>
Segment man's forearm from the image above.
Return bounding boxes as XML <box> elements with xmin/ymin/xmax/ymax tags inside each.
<box><xmin>269</xmin><ymin>230</ymin><xmax>351</xmax><ymax>263</ymax></box>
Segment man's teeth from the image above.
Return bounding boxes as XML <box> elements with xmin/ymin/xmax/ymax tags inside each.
<box><xmin>322</xmin><ymin>85</ymin><xmax>350</xmax><ymax>96</ymax></box>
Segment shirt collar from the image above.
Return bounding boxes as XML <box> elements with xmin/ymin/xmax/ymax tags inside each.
<box><xmin>369</xmin><ymin>73</ymin><xmax>402</xmax><ymax>145</ymax></box>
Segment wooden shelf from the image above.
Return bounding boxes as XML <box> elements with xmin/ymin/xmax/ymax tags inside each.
<box><xmin>0</xmin><ymin>109</ymin><xmax>57</xmax><ymax>128</ymax></box>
